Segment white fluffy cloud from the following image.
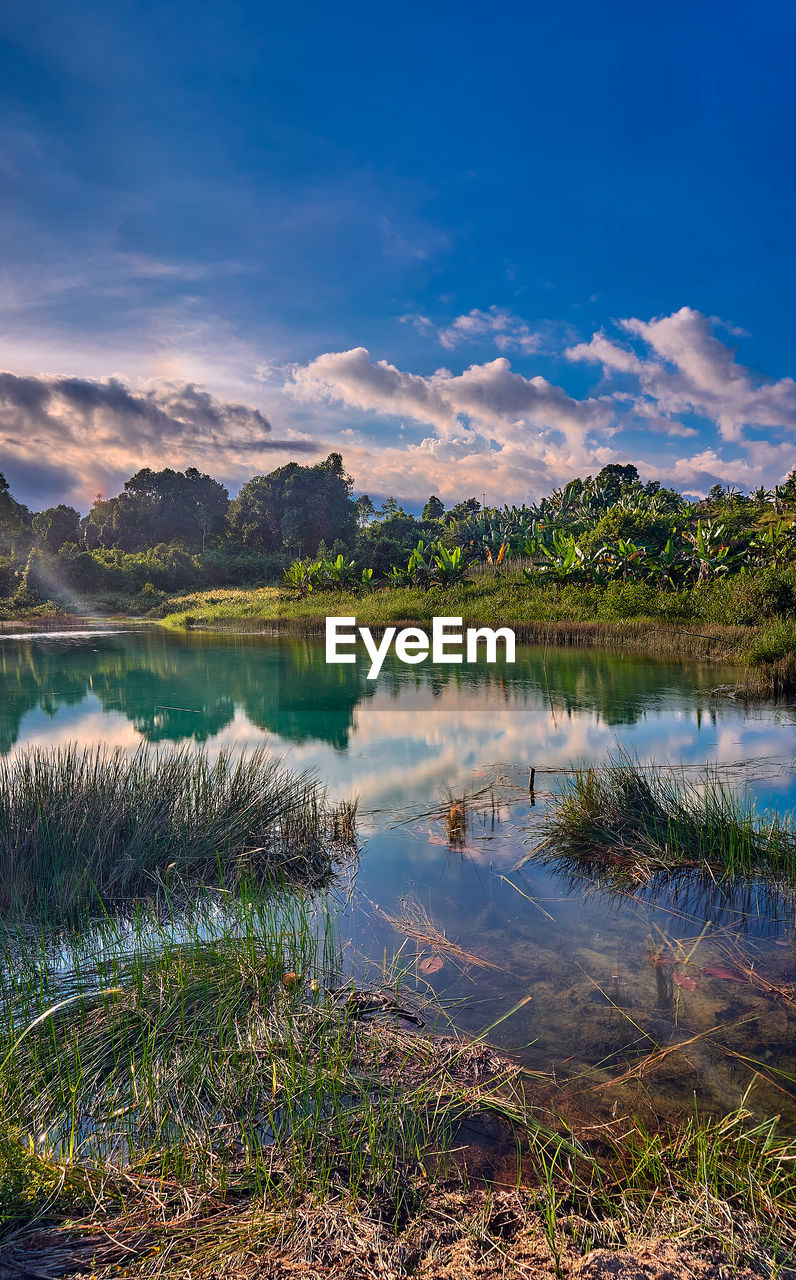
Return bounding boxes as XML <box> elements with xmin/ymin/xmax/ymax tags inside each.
<box><xmin>292</xmin><ymin>347</ymin><xmax>612</xmax><ymax>445</ymax></box>
<box><xmin>289</xmin><ymin>347</ymin><xmax>620</xmax><ymax>503</ymax></box>
<box><xmin>290</xmin><ymin>308</ymin><xmax>796</xmax><ymax>504</ymax></box>
<box><xmin>567</xmin><ymin>306</ymin><xmax>796</xmax><ymax>444</ymax></box>
<box><xmin>401</xmin><ymin>305</ymin><xmax>548</xmax><ymax>354</ymax></box>
<box><xmin>4</xmin><ymin>306</ymin><xmax>794</xmax><ymax>512</ymax></box>
<box><xmin>437</xmin><ymin>306</ymin><xmax>543</xmax><ymax>354</ymax></box>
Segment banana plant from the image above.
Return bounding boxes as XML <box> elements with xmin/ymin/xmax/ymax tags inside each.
<box><xmin>283</xmin><ymin>557</ymin><xmax>321</xmax><ymax>597</ymax></box>
<box><xmin>432</xmin><ymin>543</ymin><xmax>467</xmax><ymax>586</ymax></box>
<box><xmin>644</xmin><ymin>536</ymin><xmax>684</xmax><ymax>588</ymax></box>
<box><xmin>523</xmin><ymin>531</ymin><xmax>587</xmax><ymax>584</ymax></box>
<box><xmin>319</xmin><ymin>554</ymin><xmax>358</xmax><ymax>591</ymax></box>
<box><xmin>595</xmin><ymin>538</ymin><xmax>648</xmax><ymax>582</ymax></box>
<box><xmin>484</xmin><ymin>541</ymin><xmax>507</xmax><ymax>565</ymax></box>
<box><xmin>407</xmin><ymin>539</ymin><xmax>435</xmax><ymax>589</ymax></box>
<box><xmin>683</xmin><ymin>519</ymin><xmax>739</xmax><ymax>583</ymax></box>
<box><xmin>386</xmin><ymin>564</ymin><xmax>412</xmax><ymax>588</ymax></box>
<box><xmin>748</xmin><ymin>520</ymin><xmax>795</xmax><ymax>567</ymax></box>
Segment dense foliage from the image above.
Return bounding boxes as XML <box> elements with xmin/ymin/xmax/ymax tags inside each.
<box><xmin>1</xmin><ymin>457</ymin><xmax>796</xmax><ymax>616</ymax></box>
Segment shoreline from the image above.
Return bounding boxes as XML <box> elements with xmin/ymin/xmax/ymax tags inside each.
<box><xmin>2</xmin><ymin>597</ymin><xmax>793</xmax><ymax>696</ymax></box>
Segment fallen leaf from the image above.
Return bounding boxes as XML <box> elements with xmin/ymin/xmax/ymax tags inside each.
<box><xmin>419</xmin><ymin>955</ymin><xmax>444</xmax><ymax>975</ymax></box>
<box><xmin>703</xmin><ymin>966</ymin><xmax>745</xmax><ymax>982</ymax></box>
<box><xmin>673</xmin><ymin>972</ymin><xmax>697</xmax><ymax>991</ymax></box>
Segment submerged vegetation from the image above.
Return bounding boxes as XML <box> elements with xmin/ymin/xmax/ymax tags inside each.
<box><xmin>0</xmin><ymin>744</ymin><xmax>352</xmax><ymax>918</ymax></box>
<box><xmin>534</xmin><ymin>753</ymin><xmax>796</xmax><ymax>887</ymax></box>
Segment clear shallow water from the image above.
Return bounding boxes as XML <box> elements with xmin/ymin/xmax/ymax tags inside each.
<box><xmin>2</xmin><ymin>626</ymin><xmax>796</xmax><ymax>1125</ymax></box>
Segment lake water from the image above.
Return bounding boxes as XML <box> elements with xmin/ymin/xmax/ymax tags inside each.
<box><xmin>2</xmin><ymin>626</ymin><xmax>796</xmax><ymax>1128</ymax></box>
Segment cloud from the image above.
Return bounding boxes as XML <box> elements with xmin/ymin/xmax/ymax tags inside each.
<box><xmin>289</xmin><ymin>346</ymin><xmax>621</xmax><ymax>504</ymax></box>
<box><xmin>567</xmin><ymin>306</ymin><xmax>796</xmax><ymax>444</ymax></box>
<box><xmin>4</xmin><ymin>306</ymin><xmax>794</xmax><ymax>514</ymax></box>
<box><xmin>0</xmin><ymin>371</ymin><xmax>315</xmax><ymax>508</ymax></box>
<box><xmin>292</xmin><ymin>347</ymin><xmax>612</xmax><ymax>446</ymax></box>
<box><xmin>399</xmin><ymin>313</ymin><xmax>435</xmax><ymax>336</ymax></box>
<box><xmin>567</xmin><ymin>332</ymin><xmax>643</xmax><ymax>375</ymax></box>
<box><xmin>437</xmin><ymin>306</ymin><xmax>544</xmax><ymax>354</ymax></box>
<box><xmin>400</xmin><ymin>306</ymin><xmax>568</xmax><ymax>356</ymax></box>
<box><xmin>290</xmin><ymin>309</ymin><xmax>796</xmax><ymax>505</ymax></box>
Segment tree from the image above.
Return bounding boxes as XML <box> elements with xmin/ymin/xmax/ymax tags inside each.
<box><xmin>355</xmin><ymin>495</ymin><xmax>376</xmax><ymax>528</ymax></box>
<box><xmin>595</xmin><ymin>464</ymin><xmax>639</xmax><ymax>504</ymax></box>
<box><xmin>228</xmin><ymin>454</ymin><xmax>357</xmax><ymax>556</ymax></box>
<box><xmin>376</xmin><ymin>496</ymin><xmax>409</xmax><ymax>521</ymax></box>
<box><xmin>32</xmin><ymin>504</ymin><xmax>81</xmax><ymax>553</ymax></box>
<box><xmin>0</xmin><ymin>472</ymin><xmax>32</xmax><ymax>555</ymax></box>
<box><xmin>421</xmin><ymin>495</ymin><xmax>445</xmax><ymax>521</ymax></box>
<box><xmin>448</xmin><ymin>497</ymin><xmax>481</xmax><ymax>522</ymax></box>
<box><xmin>84</xmin><ymin>468</ymin><xmax>229</xmax><ymax>551</ymax></box>
<box><xmin>781</xmin><ymin>469</ymin><xmax>796</xmax><ymax>504</ymax></box>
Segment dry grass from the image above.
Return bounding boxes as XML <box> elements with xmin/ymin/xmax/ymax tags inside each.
<box><xmin>3</xmin><ymin>1097</ymin><xmax>792</xmax><ymax>1280</ymax></box>
<box><xmin>3</xmin><ymin>1190</ymin><xmax>769</xmax><ymax>1279</ymax></box>
<box><xmin>376</xmin><ymin>899</ymin><xmax>510</xmax><ymax>975</ymax></box>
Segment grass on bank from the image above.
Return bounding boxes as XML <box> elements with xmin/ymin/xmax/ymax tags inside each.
<box><xmin>0</xmin><ymin>896</ymin><xmax>795</xmax><ymax>1277</ymax></box>
<box><xmin>0</xmin><ymin>744</ymin><xmax>354</xmax><ymax>919</ymax></box>
<box><xmin>0</xmin><ymin>894</ymin><xmax>541</xmax><ymax>1236</ymax></box>
<box><xmin>157</xmin><ymin>571</ymin><xmax>796</xmax><ymax>683</ymax></box>
<box><xmin>533</xmin><ymin>752</ymin><xmax>796</xmax><ymax>886</ymax></box>
<box><xmin>160</xmin><ymin>569</ymin><xmax>767</xmax><ymax>631</ymax></box>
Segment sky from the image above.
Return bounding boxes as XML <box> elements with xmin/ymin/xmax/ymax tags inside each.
<box><xmin>0</xmin><ymin>0</ymin><xmax>795</xmax><ymax>512</ymax></box>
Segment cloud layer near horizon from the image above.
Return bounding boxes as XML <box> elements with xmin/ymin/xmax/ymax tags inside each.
<box><xmin>1</xmin><ymin>307</ymin><xmax>794</xmax><ymax>512</ymax></box>
<box><xmin>290</xmin><ymin>307</ymin><xmax>796</xmax><ymax>504</ymax></box>
<box><xmin>0</xmin><ymin>372</ymin><xmax>313</xmax><ymax>507</ymax></box>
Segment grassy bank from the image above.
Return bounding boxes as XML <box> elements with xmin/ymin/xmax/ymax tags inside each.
<box><xmin>157</xmin><ymin>573</ymin><xmax>796</xmax><ymax>681</ymax></box>
<box><xmin>0</xmin><ymin>745</ymin><xmax>354</xmax><ymax>918</ymax></box>
<box><xmin>0</xmin><ymin>896</ymin><xmax>794</xmax><ymax>1277</ymax></box>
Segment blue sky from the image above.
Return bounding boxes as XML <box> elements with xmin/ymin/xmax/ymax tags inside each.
<box><xmin>1</xmin><ymin>0</ymin><xmax>795</xmax><ymax>510</ymax></box>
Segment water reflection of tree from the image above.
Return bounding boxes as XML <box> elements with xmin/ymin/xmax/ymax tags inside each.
<box><xmin>0</xmin><ymin>644</ymin><xmax>92</xmax><ymax>752</ymax></box>
<box><xmin>0</xmin><ymin>632</ymin><xmax>373</xmax><ymax>751</ymax></box>
<box><xmin>376</xmin><ymin>647</ymin><xmax>740</xmax><ymax>727</ymax></box>
<box><xmin>0</xmin><ymin>631</ymin><xmax>785</xmax><ymax>756</ymax></box>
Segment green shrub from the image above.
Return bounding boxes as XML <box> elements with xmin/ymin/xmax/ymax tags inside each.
<box><xmin>748</xmin><ymin>619</ymin><xmax>796</xmax><ymax>665</ymax></box>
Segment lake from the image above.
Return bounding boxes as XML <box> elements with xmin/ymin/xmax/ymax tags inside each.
<box><xmin>2</xmin><ymin>625</ymin><xmax>796</xmax><ymax>1128</ymax></box>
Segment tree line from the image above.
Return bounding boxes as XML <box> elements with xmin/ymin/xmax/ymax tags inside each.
<box><xmin>1</xmin><ymin>456</ymin><xmax>795</xmax><ymax>614</ymax></box>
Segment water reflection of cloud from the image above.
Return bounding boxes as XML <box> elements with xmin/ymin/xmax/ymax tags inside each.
<box><xmin>4</xmin><ymin>640</ymin><xmax>795</xmax><ymax>815</ymax></box>
<box><xmin>199</xmin><ymin>694</ymin><xmax>796</xmax><ymax>817</ymax></box>
<box><xmin>11</xmin><ymin>701</ymin><xmax>142</xmax><ymax>754</ymax></box>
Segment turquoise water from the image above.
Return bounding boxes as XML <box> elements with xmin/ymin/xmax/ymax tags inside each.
<box><xmin>2</xmin><ymin>626</ymin><xmax>796</xmax><ymax>1124</ymax></box>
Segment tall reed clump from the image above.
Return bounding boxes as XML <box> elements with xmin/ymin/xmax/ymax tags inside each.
<box><xmin>0</xmin><ymin>744</ymin><xmax>350</xmax><ymax>918</ymax></box>
<box><xmin>536</xmin><ymin>752</ymin><xmax>796</xmax><ymax>884</ymax></box>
